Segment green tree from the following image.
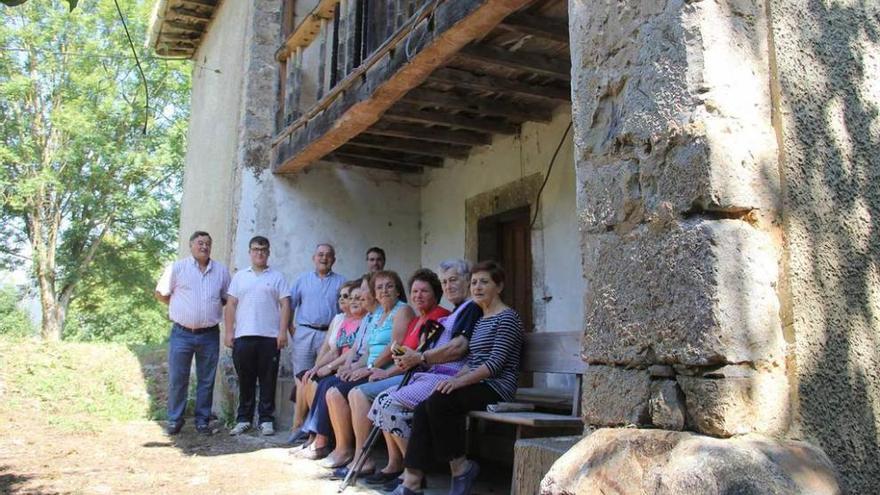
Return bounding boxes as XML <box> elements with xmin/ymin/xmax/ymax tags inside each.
<box><xmin>0</xmin><ymin>0</ymin><xmax>189</xmax><ymax>340</ymax></box>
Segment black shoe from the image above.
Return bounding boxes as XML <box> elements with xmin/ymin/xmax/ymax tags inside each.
<box><xmin>165</xmin><ymin>421</ymin><xmax>183</xmax><ymax>436</ymax></box>
<box><xmin>383</xmin><ymin>477</ymin><xmax>426</xmax><ymax>492</ymax></box>
<box><xmin>196</xmin><ymin>424</ymin><xmax>212</xmax><ymax>435</ymax></box>
<box><xmin>365</xmin><ymin>470</ymin><xmax>403</xmax><ymax>485</ymax></box>
<box><xmin>382</xmin><ymin>477</ymin><xmax>402</xmax><ymax>492</ymax></box>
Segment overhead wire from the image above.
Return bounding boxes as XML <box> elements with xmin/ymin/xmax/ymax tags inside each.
<box><xmin>112</xmin><ymin>0</ymin><xmax>149</xmax><ymax>134</ymax></box>
<box><xmin>530</xmin><ymin>121</ymin><xmax>572</xmax><ymax>229</ymax></box>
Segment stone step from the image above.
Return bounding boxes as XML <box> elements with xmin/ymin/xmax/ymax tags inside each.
<box><xmin>513</xmin><ymin>435</ymin><xmax>581</xmax><ymax>495</ymax></box>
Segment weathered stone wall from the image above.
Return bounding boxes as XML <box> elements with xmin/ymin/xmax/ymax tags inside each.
<box><xmin>769</xmin><ymin>1</ymin><xmax>880</xmax><ymax>491</ymax></box>
<box><xmin>571</xmin><ymin>0</ymin><xmax>788</xmax><ymax>438</ymax></box>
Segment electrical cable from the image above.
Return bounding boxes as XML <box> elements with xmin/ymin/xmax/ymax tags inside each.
<box><xmin>530</xmin><ymin>120</ymin><xmax>572</xmax><ymax>229</ymax></box>
<box><xmin>112</xmin><ymin>0</ymin><xmax>149</xmax><ymax>134</ymax></box>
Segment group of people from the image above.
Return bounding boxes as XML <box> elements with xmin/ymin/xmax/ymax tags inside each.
<box><xmin>155</xmin><ymin>231</ymin><xmax>525</xmax><ymax>495</ymax></box>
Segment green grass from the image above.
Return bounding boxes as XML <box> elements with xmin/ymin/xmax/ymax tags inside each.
<box><xmin>0</xmin><ymin>336</ymin><xmax>165</xmax><ymax>433</ymax></box>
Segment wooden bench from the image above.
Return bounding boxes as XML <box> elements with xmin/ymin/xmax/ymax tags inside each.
<box><xmin>466</xmin><ymin>331</ymin><xmax>586</xmax><ymax>443</ymax></box>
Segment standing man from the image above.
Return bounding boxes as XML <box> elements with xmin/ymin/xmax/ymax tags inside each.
<box><xmin>366</xmin><ymin>246</ymin><xmax>386</xmax><ymax>273</ymax></box>
<box><xmin>155</xmin><ymin>231</ymin><xmax>231</xmax><ymax>436</ymax></box>
<box><xmin>225</xmin><ymin>236</ymin><xmax>291</xmax><ymax>436</ymax></box>
<box><xmin>287</xmin><ymin>243</ymin><xmax>346</xmax><ymax>443</ymax></box>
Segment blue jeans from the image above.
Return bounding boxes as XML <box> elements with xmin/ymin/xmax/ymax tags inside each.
<box><xmin>167</xmin><ymin>323</ymin><xmax>220</xmax><ymax>425</ymax></box>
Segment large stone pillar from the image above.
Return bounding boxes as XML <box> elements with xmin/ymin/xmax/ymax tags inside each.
<box><xmin>543</xmin><ymin>0</ymin><xmax>840</xmax><ymax>492</ymax></box>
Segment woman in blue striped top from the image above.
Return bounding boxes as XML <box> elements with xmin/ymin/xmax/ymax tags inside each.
<box><xmin>394</xmin><ymin>261</ymin><xmax>524</xmax><ymax>495</ymax></box>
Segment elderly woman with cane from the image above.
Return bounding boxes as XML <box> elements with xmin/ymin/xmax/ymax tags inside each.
<box><xmin>393</xmin><ymin>261</ymin><xmax>524</xmax><ymax>495</ymax></box>
<box><xmin>361</xmin><ymin>259</ymin><xmax>483</xmax><ymax>491</ymax></box>
<box><xmin>334</xmin><ymin>268</ymin><xmax>452</xmax><ymax>481</ymax></box>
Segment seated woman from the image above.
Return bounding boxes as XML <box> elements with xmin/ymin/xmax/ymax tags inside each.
<box><xmin>394</xmin><ymin>261</ymin><xmax>524</xmax><ymax>495</ymax></box>
<box><xmin>295</xmin><ymin>275</ymin><xmax>378</xmax><ymax>458</ymax></box>
<box><xmin>312</xmin><ymin>271</ymin><xmax>414</xmax><ymax>465</ymax></box>
<box><xmin>288</xmin><ymin>279</ymin><xmax>361</xmax><ymax>445</ymax></box>
<box><xmin>364</xmin><ymin>259</ymin><xmax>482</xmax><ymax>490</ymax></box>
<box><xmin>340</xmin><ymin>268</ymin><xmax>451</xmax><ymax>479</ymax></box>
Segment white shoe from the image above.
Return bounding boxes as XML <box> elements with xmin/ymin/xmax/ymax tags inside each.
<box><xmin>259</xmin><ymin>421</ymin><xmax>275</xmax><ymax>436</ymax></box>
<box><xmin>229</xmin><ymin>422</ymin><xmax>250</xmax><ymax>436</ymax></box>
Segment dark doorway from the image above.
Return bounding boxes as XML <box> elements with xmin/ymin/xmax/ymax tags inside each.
<box><xmin>477</xmin><ymin>206</ymin><xmax>534</xmax><ymax>332</ymax></box>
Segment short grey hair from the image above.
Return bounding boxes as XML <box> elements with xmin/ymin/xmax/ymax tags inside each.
<box><xmin>315</xmin><ymin>243</ymin><xmax>336</xmax><ymax>256</ymax></box>
<box><xmin>438</xmin><ymin>258</ymin><xmax>471</xmax><ymax>277</ymax></box>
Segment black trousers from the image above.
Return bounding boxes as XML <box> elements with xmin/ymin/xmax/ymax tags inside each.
<box><xmin>404</xmin><ymin>383</ymin><xmax>501</xmax><ymax>471</ymax></box>
<box><xmin>232</xmin><ymin>336</ymin><xmax>280</xmax><ymax>424</ymax></box>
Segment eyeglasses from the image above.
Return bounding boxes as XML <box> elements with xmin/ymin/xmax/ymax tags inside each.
<box><xmin>338</xmin><ymin>293</ymin><xmax>350</xmax><ymax>299</ymax></box>
<box><xmin>250</xmin><ymin>247</ymin><xmax>269</xmax><ymax>253</ymax></box>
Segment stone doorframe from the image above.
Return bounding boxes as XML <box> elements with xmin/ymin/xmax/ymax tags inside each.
<box><xmin>464</xmin><ymin>173</ymin><xmax>547</xmax><ymax>332</ymax></box>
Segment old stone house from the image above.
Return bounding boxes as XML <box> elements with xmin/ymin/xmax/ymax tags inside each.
<box><xmin>148</xmin><ymin>0</ymin><xmax>879</xmax><ymax>492</ymax></box>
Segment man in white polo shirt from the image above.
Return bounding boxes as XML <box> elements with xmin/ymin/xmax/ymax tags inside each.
<box><xmin>155</xmin><ymin>230</ymin><xmax>231</xmax><ymax>436</ymax></box>
<box><xmin>225</xmin><ymin>235</ymin><xmax>291</xmax><ymax>436</ymax></box>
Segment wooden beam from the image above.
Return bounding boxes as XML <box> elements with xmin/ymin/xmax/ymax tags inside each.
<box><xmin>349</xmin><ymin>134</ymin><xmax>471</xmax><ymax>159</ymax></box>
<box><xmin>326</xmin><ymin>154</ymin><xmax>423</xmax><ymax>173</ymax></box>
<box><xmin>428</xmin><ymin>67</ymin><xmax>570</xmax><ymax>101</ymax></box>
<box><xmin>273</xmin><ymin>0</ymin><xmax>533</xmax><ymax>174</ymax></box>
<box><xmin>402</xmin><ymin>87</ymin><xmax>553</xmax><ymax>122</ymax></box>
<box><xmin>456</xmin><ymin>44</ymin><xmax>571</xmax><ymax>81</ymax></box>
<box><xmin>177</xmin><ymin>0</ymin><xmax>218</xmax><ymax>8</ymax></box>
<box><xmin>160</xmin><ymin>32</ymin><xmax>201</xmax><ymax>42</ymax></box>
<box><xmin>385</xmin><ymin>104</ymin><xmax>519</xmax><ymax>134</ymax></box>
<box><xmin>170</xmin><ymin>5</ymin><xmax>214</xmax><ymax>21</ymax></box>
<box><xmin>164</xmin><ymin>20</ymin><xmax>205</xmax><ymax>33</ymax></box>
<box><xmin>276</xmin><ymin>0</ymin><xmax>339</xmax><ymax>62</ymax></box>
<box><xmin>337</xmin><ymin>144</ymin><xmax>445</xmax><ymax>167</ymax></box>
<box><xmin>498</xmin><ymin>13</ymin><xmax>569</xmax><ymax>43</ymax></box>
<box><xmin>365</xmin><ymin>122</ymin><xmax>492</xmax><ymax>146</ymax></box>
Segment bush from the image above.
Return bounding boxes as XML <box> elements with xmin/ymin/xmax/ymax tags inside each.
<box><xmin>0</xmin><ymin>284</ymin><xmax>36</xmax><ymax>338</ymax></box>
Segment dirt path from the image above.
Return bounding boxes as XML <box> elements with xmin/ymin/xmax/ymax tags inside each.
<box><xmin>0</xmin><ymin>418</ymin><xmax>390</xmax><ymax>495</ymax></box>
<box><xmin>0</xmin><ymin>339</ymin><xmax>509</xmax><ymax>495</ymax></box>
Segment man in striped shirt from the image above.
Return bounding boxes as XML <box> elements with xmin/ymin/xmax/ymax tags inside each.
<box><xmin>155</xmin><ymin>231</ymin><xmax>231</xmax><ymax>436</ymax></box>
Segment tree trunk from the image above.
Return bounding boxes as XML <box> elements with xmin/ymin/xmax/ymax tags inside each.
<box><xmin>37</xmin><ymin>271</ymin><xmax>62</xmax><ymax>341</ymax></box>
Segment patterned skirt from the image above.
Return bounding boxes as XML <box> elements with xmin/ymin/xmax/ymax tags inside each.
<box><xmin>367</xmin><ymin>368</ymin><xmax>459</xmax><ymax>438</ymax></box>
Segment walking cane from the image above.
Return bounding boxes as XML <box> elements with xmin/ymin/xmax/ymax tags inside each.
<box><xmin>338</xmin><ymin>319</ymin><xmax>444</xmax><ymax>492</ymax></box>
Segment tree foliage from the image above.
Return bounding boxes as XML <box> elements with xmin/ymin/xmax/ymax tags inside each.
<box><xmin>0</xmin><ymin>0</ymin><xmax>189</xmax><ymax>341</ymax></box>
<box><xmin>1</xmin><ymin>1</ymin><xmax>78</xmax><ymax>12</ymax></box>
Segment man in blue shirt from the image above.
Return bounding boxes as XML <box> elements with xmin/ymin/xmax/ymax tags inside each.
<box><xmin>287</xmin><ymin>243</ymin><xmax>346</xmax><ymax>443</ymax></box>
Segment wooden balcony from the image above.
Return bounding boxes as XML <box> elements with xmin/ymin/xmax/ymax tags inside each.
<box><xmin>272</xmin><ymin>0</ymin><xmax>570</xmax><ymax>175</ymax></box>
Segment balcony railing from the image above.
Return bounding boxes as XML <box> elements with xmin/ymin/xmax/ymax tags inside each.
<box><xmin>275</xmin><ymin>0</ymin><xmax>432</xmax><ymax>132</ymax></box>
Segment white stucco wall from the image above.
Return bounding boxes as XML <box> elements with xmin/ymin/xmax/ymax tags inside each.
<box><xmin>420</xmin><ymin>109</ymin><xmax>585</xmax><ymax>336</ymax></box>
<box><xmin>230</xmin><ymin>163</ymin><xmax>422</xmax><ymax>286</ymax></box>
<box><xmin>176</xmin><ymin>0</ymin><xmax>251</xmax><ymax>263</ymax></box>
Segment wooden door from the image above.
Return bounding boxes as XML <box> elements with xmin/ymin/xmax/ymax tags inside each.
<box><xmin>477</xmin><ymin>206</ymin><xmax>534</xmax><ymax>332</ymax></box>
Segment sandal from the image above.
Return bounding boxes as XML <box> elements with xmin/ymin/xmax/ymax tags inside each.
<box><xmin>297</xmin><ymin>445</ymin><xmax>332</xmax><ymax>460</ymax></box>
<box><xmin>319</xmin><ymin>455</ymin><xmax>354</xmax><ymax>469</ymax></box>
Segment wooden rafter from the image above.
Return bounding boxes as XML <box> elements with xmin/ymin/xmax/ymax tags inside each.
<box><xmin>364</xmin><ymin>122</ymin><xmax>492</xmax><ymax>146</ymax></box>
<box><xmin>170</xmin><ymin>5</ymin><xmax>214</xmax><ymax>21</ymax></box>
<box><xmin>385</xmin><ymin>104</ymin><xmax>519</xmax><ymax>134</ymax></box>
<box><xmin>326</xmin><ymin>154</ymin><xmax>423</xmax><ymax>173</ymax></box>
<box><xmin>337</xmin><ymin>144</ymin><xmax>445</xmax><ymax>167</ymax></box>
<box><xmin>163</xmin><ymin>20</ymin><xmax>205</xmax><ymax>34</ymax></box>
<box><xmin>402</xmin><ymin>87</ymin><xmax>553</xmax><ymax>122</ymax></box>
<box><xmin>428</xmin><ymin>68</ymin><xmax>570</xmax><ymax>101</ymax></box>
<box><xmin>178</xmin><ymin>0</ymin><xmax>218</xmax><ymax>8</ymax></box>
<box><xmin>455</xmin><ymin>44</ymin><xmax>571</xmax><ymax>81</ymax></box>
<box><xmin>498</xmin><ymin>13</ymin><xmax>569</xmax><ymax>43</ymax></box>
<box><xmin>348</xmin><ymin>134</ymin><xmax>471</xmax><ymax>159</ymax></box>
